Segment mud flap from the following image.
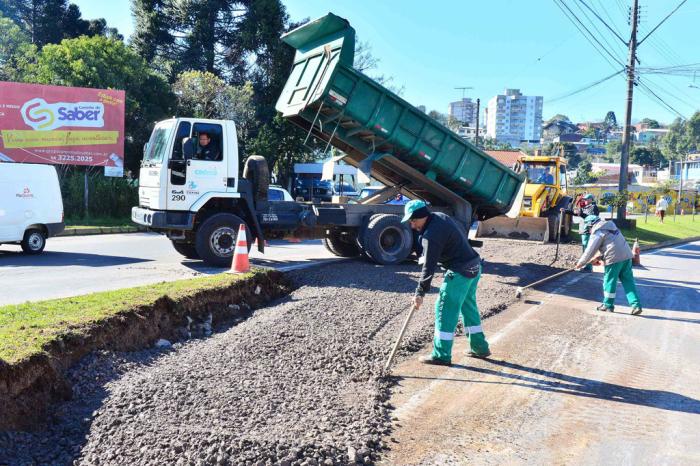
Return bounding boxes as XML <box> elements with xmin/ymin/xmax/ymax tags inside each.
<box><xmin>475</xmin><ymin>216</ymin><xmax>549</xmax><ymax>243</ymax></box>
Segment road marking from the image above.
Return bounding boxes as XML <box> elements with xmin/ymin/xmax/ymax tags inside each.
<box><xmin>393</xmin><ymin>272</ymin><xmax>585</xmax><ymax>419</ymax></box>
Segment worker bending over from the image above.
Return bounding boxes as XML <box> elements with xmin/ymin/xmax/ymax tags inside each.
<box><xmin>575</xmin><ymin>215</ymin><xmax>642</xmax><ymax>315</ymax></box>
<box><xmin>403</xmin><ymin>200</ymin><xmax>491</xmax><ymax>366</ymax></box>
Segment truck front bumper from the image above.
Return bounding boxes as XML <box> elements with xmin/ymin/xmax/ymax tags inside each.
<box><xmin>131</xmin><ymin>207</ymin><xmax>195</xmax><ymax>230</ymax></box>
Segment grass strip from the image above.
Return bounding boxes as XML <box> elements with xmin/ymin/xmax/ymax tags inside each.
<box><xmin>0</xmin><ymin>271</ymin><xmax>256</xmax><ymax>365</ymax></box>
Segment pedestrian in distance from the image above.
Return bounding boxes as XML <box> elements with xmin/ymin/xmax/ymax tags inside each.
<box><xmin>655</xmin><ymin>196</ymin><xmax>669</xmax><ymax>223</ymax></box>
<box><xmin>402</xmin><ymin>200</ymin><xmax>491</xmax><ymax>366</ymax></box>
<box><xmin>574</xmin><ymin>215</ymin><xmax>642</xmax><ymax>315</ymax></box>
<box><xmin>562</xmin><ymin>193</ymin><xmax>600</xmax><ymax>272</ymax></box>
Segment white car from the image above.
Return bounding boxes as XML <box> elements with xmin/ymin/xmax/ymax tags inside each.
<box><xmin>268</xmin><ymin>185</ymin><xmax>294</xmax><ymax>201</ymax></box>
<box><xmin>0</xmin><ymin>163</ymin><xmax>65</xmax><ymax>254</ymax></box>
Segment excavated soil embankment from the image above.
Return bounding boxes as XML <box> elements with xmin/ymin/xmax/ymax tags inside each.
<box><xmin>0</xmin><ymin>270</ymin><xmax>292</xmax><ymax>431</ymax></box>
<box><xmin>0</xmin><ymin>240</ymin><xmax>580</xmax><ymax>465</ymax></box>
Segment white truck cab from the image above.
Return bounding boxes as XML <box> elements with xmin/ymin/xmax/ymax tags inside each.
<box><xmin>0</xmin><ymin>163</ymin><xmax>65</xmax><ymax>254</ymax></box>
<box><xmin>133</xmin><ymin>117</ymin><xmax>416</xmax><ymax>267</ymax></box>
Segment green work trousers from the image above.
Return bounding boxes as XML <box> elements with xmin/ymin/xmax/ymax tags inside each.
<box><xmin>581</xmin><ymin>233</ymin><xmax>592</xmax><ymax>271</ymax></box>
<box><xmin>432</xmin><ymin>267</ymin><xmax>490</xmax><ymax>362</ymax></box>
<box><xmin>603</xmin><ymin>259</ymin><xmax>641</xmax><ymax>310</ymax></box>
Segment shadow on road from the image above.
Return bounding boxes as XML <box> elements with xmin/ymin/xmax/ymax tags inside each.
<box><xmin>0</xmin><ymin>250</ymin><xmax>153</xmax><ymax>267</ymax></box>
<box><xmin>398</xmin><ymin>358</ymin><xmax>700</xmax><ymax>415</ymax></box>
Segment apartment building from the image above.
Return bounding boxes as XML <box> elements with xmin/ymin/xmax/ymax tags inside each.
<box><xmin>485</xmin><ymin>89</ymin><xmax>543</xmax><ymax>146</ymax></box>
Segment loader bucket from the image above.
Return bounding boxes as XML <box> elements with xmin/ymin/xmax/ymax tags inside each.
<box><xmin>475</xmin><ymin>216</ymin><xmax>550</xmax><ymax>243</ymax></box>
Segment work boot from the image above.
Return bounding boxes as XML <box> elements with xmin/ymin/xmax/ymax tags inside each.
<box><xmin>420</xmin><ymin>355</ymin><xmax>452</xmax><ymax>367</ymax></box>
<box><xmin>631</xmin><ymin>306</ymin><xmax>643</xmax><ymax>316</ymax></box>
<box><xmin>467</xmin><ymin>350</ymin><xmax>492</xmax><ymax>359</ymax></box>
<box><xmin>595</xmin><ymin>304</ymin><xmax>614</xmax><ymax>312</ymax></box>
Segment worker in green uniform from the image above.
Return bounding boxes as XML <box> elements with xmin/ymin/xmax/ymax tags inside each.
<box><xmin>563</xmin><ymin>193</ymin><xmax>600</xmax><ymax>272</ymax></box>
<box><xmin>403</xmin><ymin>200</ymin><xmax>490</xmax><ymax>366</ymax></box>
<box><xmin>574</xmin><ymin>215</ymin><xmax>642</xmax><ymax>315</ymax></box>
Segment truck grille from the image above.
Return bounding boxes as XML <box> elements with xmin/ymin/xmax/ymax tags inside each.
<box><xmin>139</xmin><ymin>196</ymin><xmax>150</xmax><ymax>208</ymax></box>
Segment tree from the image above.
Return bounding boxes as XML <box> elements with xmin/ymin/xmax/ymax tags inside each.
<box><xmin>0</xmin><ymin>0</ymin><xmax>119</xmax><ymax>46</ymax></box>
<box><xmin>606</xmin><ymin>140</ymin><xmax>622</xmax><ymax>161</ymax></box>
<box><xmin>630</xmin><ymin>145</ymin><xmax>666</xmax><ymax>168</ymax></box>
<box><xmin>545</xmin><ymin>114</ymin><xmax>571</xmax><ymax>125</ymax></box>
<box><xmin>603</xmin><ymin>111</ymin><xmax>617</xmax><ymax>131</ymax></box>
<box><xmin>0</xmin><ymin>13</ymin><xmax>37</xmax><ymax>81</ymax></box>
<box><xmin>573</xmin><ymin>160</ymin><xmax>594</xmax><ymax>185</ymax></box>
<box><xmin>640</xmin><ymin>117</ymin><xmax>660</xmax><ymax>129</ymax></box>
<box><xmin>173</xmin><ymin>70</ymin><xmax>255</xmax><ymax>144</ymax></box>
<box><xmin>25</xmin><ymin>35</ymin><xmax>173</xmax><ymax>172</ymax></box>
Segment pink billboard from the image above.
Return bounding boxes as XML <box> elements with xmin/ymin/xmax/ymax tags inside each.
<box><xmin>0</xmin><ymin>82</ymin><xmax>125</xmax><ymax>173</ymax></box>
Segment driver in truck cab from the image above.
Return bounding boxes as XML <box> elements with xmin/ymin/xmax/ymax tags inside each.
<box><xmin>196</xmin><ymin>132</ymin><xmax>221</xmax><ymax>161</ymax></box>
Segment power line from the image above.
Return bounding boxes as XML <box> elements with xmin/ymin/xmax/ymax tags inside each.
<box><xmin>573</xmin><ymin>0</ymin><xmax>628</xmax><ymax>60</ymax></box>
<box><xmin>636</xmin><ymin>77</ymin><xmax>687</xmax><ymax>119</ymax></box>
<box><xmin>638</xmin><ymin>0</ymin><xmax>688</xmax><ymax>45</ymax></box>
<box><xmin>546</xmin><ymin>69</ymin><xmax>625</xmax><ymax>103</ymax></box>
<box><xmin>552</xmin><ymin>0</ymin><xmax>626</xmax><ymax>69</ymax></box>
<box><xmin>577</xmin><ymin>0</ymin><xmax>628</xmax><ymax>45</ymax></box>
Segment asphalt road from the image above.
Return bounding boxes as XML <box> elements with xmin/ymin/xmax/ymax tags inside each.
<box><xmin>385</xmin><ymin>241</ymin><xmax>700</xmax><ymax>465</ymax></box>
<box><xmin>0</xmin><ymin>233</ymin><xmax>337</xmax><ymax>306</ymax></box>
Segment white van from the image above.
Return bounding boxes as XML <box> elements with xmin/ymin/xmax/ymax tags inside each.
<box><xmin>0</xmin><ymin>163</ymin><xmax>64</xmax><ymax>254</ymax></box>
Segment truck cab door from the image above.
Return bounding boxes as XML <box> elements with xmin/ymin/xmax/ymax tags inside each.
<box><xmin>166</xmin><ymin>121</ymin><xmax>227</xmax><ymax>211</ymax></box>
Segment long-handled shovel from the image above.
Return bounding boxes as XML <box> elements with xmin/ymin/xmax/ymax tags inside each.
<box><xmin>516</xmin><ymin>255</ymin><xmax>601</xmax><ymax>299</ymax></box>
<box><xmin>383</xmin><ymin>304</ymin><xmax>419</xmax><ymax>374</ymax></box>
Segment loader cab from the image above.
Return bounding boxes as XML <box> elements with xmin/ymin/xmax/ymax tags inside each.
<box><xmin>138</xmin><ymin>118</ymin><xmax>239</xmax><ymax>212</ymax></box>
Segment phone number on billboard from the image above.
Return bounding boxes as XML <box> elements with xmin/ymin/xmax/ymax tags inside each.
<box><xmin>50</xmin><ymin>155</ymin><xmax>95</xmax><ymax>162</ymax></box>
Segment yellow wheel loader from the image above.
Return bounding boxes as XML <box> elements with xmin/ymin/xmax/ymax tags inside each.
<box><xmin>476</xmin><ymin>155</ymin><xmax>573</xmax><ymax>242</ymax></box>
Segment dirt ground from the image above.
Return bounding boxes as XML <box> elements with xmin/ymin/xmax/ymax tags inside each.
<box><xmin>0</xmin><ymin>239</ymin><xmax>583</xmax><ymax>465</ymax></box>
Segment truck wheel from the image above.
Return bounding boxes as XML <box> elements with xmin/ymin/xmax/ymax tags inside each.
<box><xmin>322</xmin><ymin>230</ymin><xmax>360</xmax><ymax>257</ymax></box>
<box><xmin>362</xmin><ymin>214</ymin><xmax>413</xmax><ymax>265</ymax></box>
<box><xmin>21</xmin><ymin>228</ymin><xmax>46</xmax><ymax>254</ymax></box>
<box><xmin>195</xmin><ymin>213</ymin><xmax>250</xmax><ymax>267</ymax></box>
<box><xmin>243</xmin><ymin>155</ymin><xmax>270</xmax><ymax>203</ymax></box>
<box><xmin>171</xmin><ymin>241</ymin><xmax>200</xmax><ymax>259</ymax></box>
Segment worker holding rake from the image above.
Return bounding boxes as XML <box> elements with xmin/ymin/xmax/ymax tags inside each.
<box><xmin>574</xmin><ymin>215</ymin><xmax>642</xmax><ymax>315</ymax></box>
<box><xmin>403</xmin><ymin>200</ymin><xmax>491</xmax><ymax>366</ymax></box>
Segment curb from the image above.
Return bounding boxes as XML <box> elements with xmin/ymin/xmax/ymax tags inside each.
<box><xmin>639</xmin><ymin>235</ymin><xmax>700</xmax><ymax>252</ymax></box>
<box><xmin>58</xmin><ymin>225</ymin><xmax>148</xmax><ymax>237</ymax></box>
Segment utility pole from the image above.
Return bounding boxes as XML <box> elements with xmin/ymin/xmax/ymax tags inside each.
<box><xmin>617</xmin><ymin>0</ymin><xmax>640</xmax><ymax>222</ymax></box>
<box><xmin>475</xmin><ymin>98</ymin><xmax>481</xmax><ymax>147</ymax></box>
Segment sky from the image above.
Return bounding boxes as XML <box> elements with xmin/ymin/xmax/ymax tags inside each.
<box><xmin>72</xmin><ymin>0</ymin><xmax>700</xmax><ymax>125</ymax></box>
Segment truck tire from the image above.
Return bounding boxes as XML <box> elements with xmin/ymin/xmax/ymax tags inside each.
<box><xmin>322</xmin><ymin>230</ymin><xmax>360</xmax><ymax>257</ymax></box>
<box><xmin>21</xmin><ymin>228</ymin><xmax>46</xmax><ymax>254</ymax></box>
<box><xmin>171</xmin><ymin>240</ymin><xmax>199</xmax><ymax>259</ymax></box>
<box><xmin>361</xmin><ymin>214</ymin><xmax>413</xmax><ymax>265</ymax></box>
<box><xmin>195</xmin><ymin>213</ymin><xmax>250</xmax><ymax>267</ymax></box>
<box><xmin>243</xmin><ymin>155</ymin><xmax>270</xmax><ymax>203</ymax></box>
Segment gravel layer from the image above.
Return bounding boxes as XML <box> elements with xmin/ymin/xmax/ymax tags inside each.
<box><xmin>0</xmin><ymin>240</ymin><xmax>580</xmax><ymax>466</ymax></box>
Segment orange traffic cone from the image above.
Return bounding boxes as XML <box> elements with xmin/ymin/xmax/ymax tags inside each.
<box><xmin>229</xmin><ymin>224</ymin><xmax>250</xmax><ymax>273</ymax></box>
<box><xmin>632</xmin><ymin>237</ymin><xmax>641</xmax><ymax>266</ymax></box>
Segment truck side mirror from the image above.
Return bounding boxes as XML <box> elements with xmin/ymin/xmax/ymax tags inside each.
<box><xmin>182</xmin><ymin>137</ymin><xmax>196</xmax><ymax>160</ymax></box>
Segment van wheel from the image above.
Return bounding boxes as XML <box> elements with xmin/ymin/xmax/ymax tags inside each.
<box><xmin>21</xmin><ymin>229</ymin><xmax>46</xmax><ymax>254</ymax></box>
<box><xmin>195</xmin><ymin>213</ymin><xmax>250</xmax><ymax>267</ymax></box>
<box><xmin>171</xmin><ymin>241</ymin><xmax>199</xmax><ymax>259</ymax></box>
<box><xmin>361</xmin><ymin>214</ymin><xmax>413</xmax><ymax>265</ymax></box>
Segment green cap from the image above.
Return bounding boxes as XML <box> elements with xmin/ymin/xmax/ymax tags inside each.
<box><xmin>583</xmin><ymin>193</ymin><xmax>595</xmax><ymax>201</ymax></box>
<box><xmin>401</xmin><ymin>199</ymin><xmax>428</xmax><ymax>223</ymax></box>
<box><xmin>584</xmin><ymin>214</ymin><xmax>600</xmax><ymax>224</ymax></box>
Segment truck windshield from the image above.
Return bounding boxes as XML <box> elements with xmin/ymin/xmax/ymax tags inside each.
<box><xmin>143</xmin><ymin>121</ymin><xmax>175</xmax><ymax>165</ymax></box>
<box><xmin>524</xmin><ymin>163</ymin><xmax>556</xmax><ymax>185</ymax></box>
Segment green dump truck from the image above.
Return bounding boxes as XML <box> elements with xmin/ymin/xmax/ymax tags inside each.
<box><xmin>133</xmin><ymin>13</ymin><xmax>525</xmax><ymax>267</ymax></box>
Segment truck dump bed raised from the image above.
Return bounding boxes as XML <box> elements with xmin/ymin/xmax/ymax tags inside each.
<box><xmin>275</xmin><ymin>13</ymin><xmax>525</xmax><ymax>221</ymax></box>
